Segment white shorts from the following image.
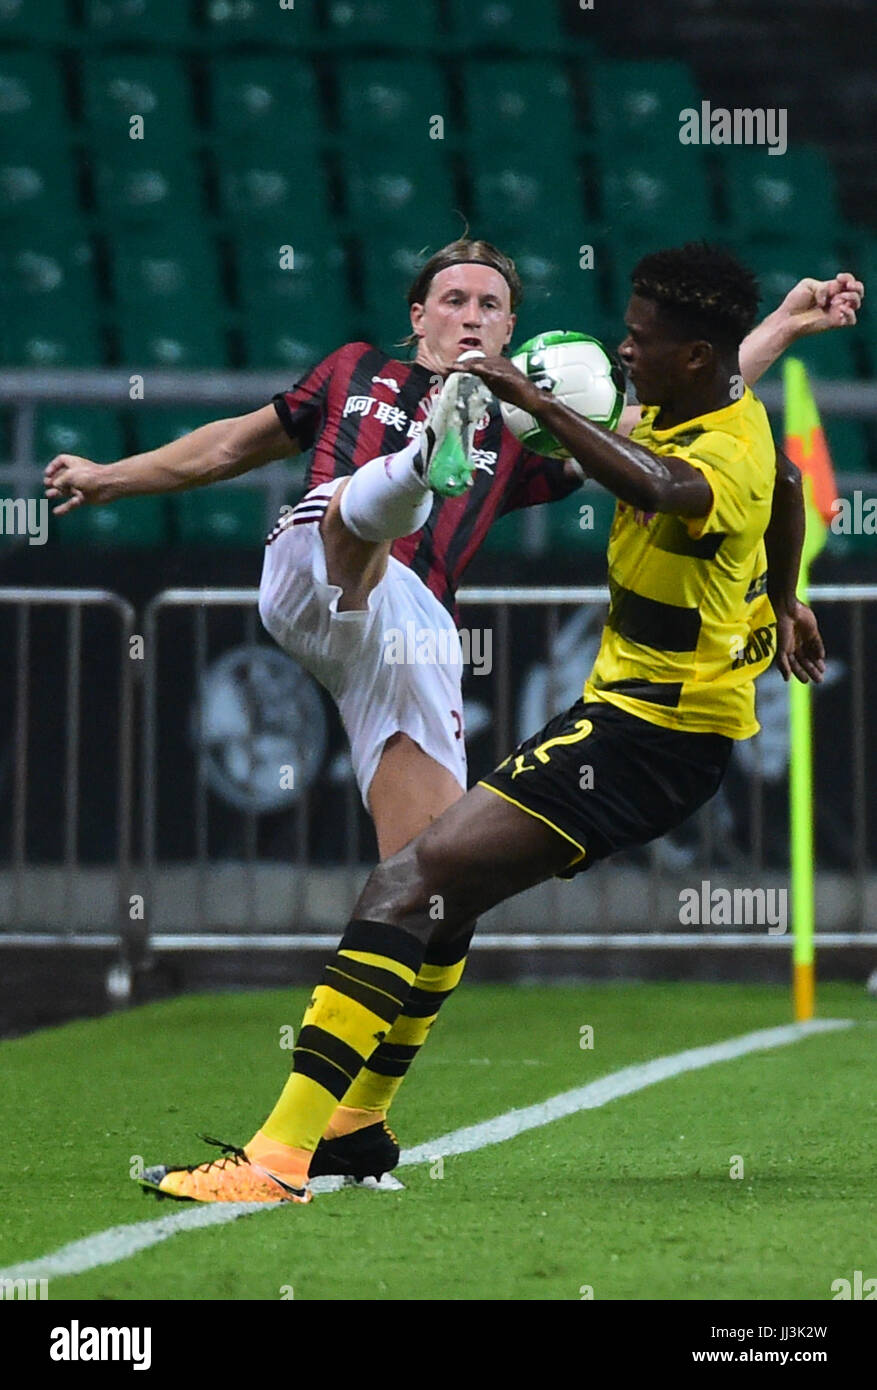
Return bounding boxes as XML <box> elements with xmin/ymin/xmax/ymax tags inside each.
<box><xmin>258</xmin><ymin>479</ymin><xmax>468</xmax><ymax>807</ymax></box>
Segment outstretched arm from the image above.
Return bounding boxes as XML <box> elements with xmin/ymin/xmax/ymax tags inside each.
<box><xmin>44</xmin><ymin>404</ymin><xmax>297</xmax><ymax>515</ymax></box>
<box><xmin>466</xmin><ymin>356</ymin><xmax>712</xmax><ymax>516</ymax></box>
<box><xmin>738</xmin><ymin>271</ymin><xmax>863</xmax><ymax>386</ymax></box>
<box><xmin>611</xmin><ymin>271</ymin><xmax>864</xmax><ymax>443</ymax></box>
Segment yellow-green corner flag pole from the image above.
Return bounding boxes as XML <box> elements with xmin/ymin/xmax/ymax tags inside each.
<box><xmin>783</xmin><ymin>358</ymin><xmax>837</xmax><ymax>1020</ymax></box>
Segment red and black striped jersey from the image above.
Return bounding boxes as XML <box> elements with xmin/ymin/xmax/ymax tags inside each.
<box><xmin>272</xmin><ymin>341</ymin><xmax>579</xmax><ymax>616</ymax></box>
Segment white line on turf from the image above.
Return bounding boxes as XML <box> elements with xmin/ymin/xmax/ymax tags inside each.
<box><xmin>0</xmin><ymin>1018</ymin><xmax>851</xmax><ymax>1283</ymax></box>
<box><xmin>397</xmin><ymin>1019</ymin><xmax>851</xmax><ymax>1164</ymax></box>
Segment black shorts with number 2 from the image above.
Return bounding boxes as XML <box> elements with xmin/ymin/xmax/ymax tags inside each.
<box><xmin>478</xmin><ymin>699</ymin><xmax>734</xmax><ymax>876</ymax></box>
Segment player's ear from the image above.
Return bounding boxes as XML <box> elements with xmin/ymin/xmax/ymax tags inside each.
<box><xmin>503</xmin><ymin>313</ymin><xmax>516</xmax><ymax>347</ymax></box>
<box><xmin>687</xmin><ymin>339</ymin><xmax>712</xmax><ymax>372</ymax></box>
<box><xmin>409</xmin><ymin>302</ymin><xmax>426</xmax><ymax>339</ymax></box>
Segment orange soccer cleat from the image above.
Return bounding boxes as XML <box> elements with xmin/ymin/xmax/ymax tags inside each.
<box><xmin>140</xmin><ymin>1135</ymin><xmax>312</xmax><ymax>1204</ymax></box>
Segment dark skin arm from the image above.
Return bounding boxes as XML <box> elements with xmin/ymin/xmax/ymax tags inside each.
<box><xmin>460</xmin><ymin>356</ymin><xmax>826</xmax><ymax>685</ymax></box>
<box><xmin>458</xmin><ymin>354</ymin><xmax>713</xmax><ymax>516</ymax></box>
<box><xmin>765</xmin><ymin>450</ymin><xmax>826</xmax><ymax>683</ymax></box>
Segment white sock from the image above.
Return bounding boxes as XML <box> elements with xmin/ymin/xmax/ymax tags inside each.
<box><xmin>339</xmin><ymin>436</ymin><xmax>433</xmax><ymax>543</ymax></box>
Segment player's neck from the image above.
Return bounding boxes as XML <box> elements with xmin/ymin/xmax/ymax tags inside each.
<box><xmin>413</xmin><ymin>344</ymin><xmax>450</xmax><ymax>377</ymax></box>
<box><xmin>653</xmin><ymin>363</ymin><xmax>741</xmax><ymax>430</ymax></box>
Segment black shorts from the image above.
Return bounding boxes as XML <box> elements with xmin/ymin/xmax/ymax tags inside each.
<box><xmin>478</xmin><ymin>699</ymin><xmax>733</xmax><ymax>877</ymax></box>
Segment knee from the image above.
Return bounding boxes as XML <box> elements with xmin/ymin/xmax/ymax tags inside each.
<box><xmin>356</xmin><ymin>837</ymin><xmax>450</xmax><ymax>932</ymax></box>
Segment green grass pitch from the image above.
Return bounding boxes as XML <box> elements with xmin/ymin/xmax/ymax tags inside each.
<box><xmin>1</xmin><ymin>982</ymin><xmax>875</xmax><ymax>1301</ymax></box>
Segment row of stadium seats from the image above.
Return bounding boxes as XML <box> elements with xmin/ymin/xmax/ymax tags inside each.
<box><xmin>2</xmin><ymin>52</ymin><xmax>693</xmax><ymax>155</ymax></box>
<box><xmin>3</xmin><ymin>222</ymin><xmax>875</xmax><ymax>375</ymax></box>
<box><xmin>2</xmin><ymin>144</ymin><xmax>847</xmax><ymax>252</ymax></box>
<box><xmin>1</xmin><ymin>0</ymin><xmax>578</xmax><ymax>52</ymax></box>
<box><xmin>0</xmin><ymin>46</ymin><xmax>848</xmax><ymax>241</ymax></box>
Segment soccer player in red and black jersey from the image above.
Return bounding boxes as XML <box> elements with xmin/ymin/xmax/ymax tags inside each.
<box><xmin>45</xmin><ymin>241</ymin><xmax>862</xmax><ymax>1191</ymax></box>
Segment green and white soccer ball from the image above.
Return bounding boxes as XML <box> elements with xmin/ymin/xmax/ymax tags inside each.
<box><xmin>500</xmin><ymin>330</ymin><xmax>626</xmax><ymax>459</ymax></box>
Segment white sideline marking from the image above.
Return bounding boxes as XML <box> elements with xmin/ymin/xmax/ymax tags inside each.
<box><xmin>0</xmin><ymin>1203</ymin><xmax>276</xmax><ymax>1280</ymax></box>
<box><xmin>0</xmin><ymin>1018</ymin><xmax>851</xmax><ymax>1283</ymax></box>
<box><xmin>398</xmin><ymin>1019</ymin><xmax>851</xmax><ymax>1164</ymax></box>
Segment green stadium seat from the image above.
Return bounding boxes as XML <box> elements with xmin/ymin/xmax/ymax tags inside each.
<box><xmin>544</xmin><ymin>486</ymin><xmax>616</xmax><ymax>555</ymax></box>
<box><xmin>203</xmin><ymin>0</ymin><xmax>319</xmax><ymax>47</ymax></box>
<box><xmin>109</xmin><ymin>230</ymin><xmax>224</xmax><ymax>317</ymax></box>
<box><xmin>479</xmin><ymin>508</ymin><xmax>527</xmax><ymax>556</ymax></box>
<box><xmin>336</xmin><ymin>59</ymin><xmax>448</xmax><ymax>151</ymax></box>
<box><xmin>358</xmin><ymin>240</ymin><xmax>427</xmax><ymax>351</ymax></box>
<box><xmin>92</xmin><ymin>148</ymin><xmax>203</xmax><ymax>224</ymax></box>
<box><xmin>0</xmin><ymin>0</ymin><xmax>73</xmax><ymax>42</ymax></box>
<box><xmin>173</xmin><ymin>488</ymin><xmax>268</xmax><ymax>547</ymax></box>
<box><xmin>55</xmin><ymin>496</ymin><xmax>169</xmax><ymax>547</ymax></box>
<box><xmin>721</xmin><ymin>147</ymin><xmax>842</xmax><ymax>243</ymax></box>
<box><xmin>0</xmin><ymin>239</ymin><xmax>102</xmax><ymax>366</ymax></box>
<box><xmin>83</xmin><ymin>0</ymin><xmax>195</xmax><ymax>45</ymax></box>
<box><xmin>0</xmin><ymin>155</ymin><xmax>81</xmax><ymax>226</ymax></box>
<box><xmin>216</xmin><ymin>153</ymin><xmax>331</xmax><ymax>231</ymax></box>
<box><xmin>108</xmin><ymin>231</ymin><xmax>227</xmax><ymax>368</ymax></box>
<box><xmin>132</xmin><ymin>408</ymin><xmax>218</xmax><ymax>454</ymax></box>
<box><xmin>236</xmin><ymin>238</ymin><xmax>349</xmax><ymax>366</ymax></box>
<box><xmin>596</xmin><ymin>153</ymin><xmax>713</xmax><ymax>243</ymax></box>
<box><xmin>740</xmin><ymin>240</ymin><xmax>845</xmax><ymax>312</ymax></box>
<box><xmin>343</xmin><ymin>152</ymin><xmax>456</xmax><ymax>233</ymax></box>
<box><xmin>0</xmin><ymin>53</ymin><xmax>68</xmax><ymax>149</ymax></box>
<box><xmin>35</xmin><ymin>408</ymin><xmax>125</xmax><ymax>467</ymax></box>
<box><xmin>777</xmin><ymin>331</ymin><xmax>858</xmax><ymax>382</ymax></box>
<box><xmin>81</xmin><ymin>55</ymin><xmax>193</xmax><ymax>147</ymax></box>
<box><xmin>587</xmin><ymin>59</ymin><xmax>700</xmax><ymax>151</ymax></box>
<box><xmin>0</xmin><ymin>314</ymin><xmax>103</xmax><ymax>367</ymax></box>
<box><xmin>463</xmin><ymin>61</ymin><xmax>576</xmax><ymax>157</ymax></box>
<box><xmin>325</xmin><ymin>0</ymin><xmax>440</xmax><ymax>50</ymax></box>
<box><xmin>447</xmin><ymin>0</ymin><xmax>565</xmax><ymax>52</ymax></box>
<box><xmin>822</xmin><ymin>416</ymin><xmax>870</xmax><ymax>476</ymax></box>
<box><xmin>510</xmin><ymin>245</ymin><xmax>610</xmax><ymax>345</ymax></box>
<box><xmin>470</xmin><ymin>163</ymin><xmax>584</xmax><ymax>236</ymax></box>
<box><xmin>210</xmin><ymin>57</ymin><xmax>322</xmax><ymax>148</ymax></box>
<box><xmin>850</xmin><ymin>239</ymin><xmax>877</xmax><ymax>372</ymax></box>
<box><xmin>116</xmin><ymin>314</ymin><xmax>227</xmax><ymax>369</ymax></box>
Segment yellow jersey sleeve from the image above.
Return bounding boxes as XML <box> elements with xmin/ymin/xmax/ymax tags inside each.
<box><xmin>680</xmin><ymin>433</ymin><xmax>760</xmax><ymax>541</ymax></box>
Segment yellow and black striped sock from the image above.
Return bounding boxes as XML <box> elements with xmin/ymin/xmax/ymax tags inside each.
<box><xmin>335</xmin><ymin>926</ymin><xmax>474</xmax><ymax>1119</ymax></box>
<box><xmin>258</xmin><ymin>920</ymin><xmax>424</xmax><ymax>1158</ymax></box>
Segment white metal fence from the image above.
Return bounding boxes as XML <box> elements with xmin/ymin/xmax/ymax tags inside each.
<box><xmin>1</xmin><ymin>585</ymin><xmax>875</xmax><ymax>966</ymax></box>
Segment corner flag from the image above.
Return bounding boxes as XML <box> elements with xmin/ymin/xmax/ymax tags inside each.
<box><xmin>782</xmin><ymin>358</ymin><xmax>838</xmax><ymax>1020</ymax></box>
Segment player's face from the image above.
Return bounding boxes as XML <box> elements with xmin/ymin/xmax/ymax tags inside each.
<box><xmin>617</xmin><ymin>294</ymin><xmax>693</xmax><ymax>405</ymax></box>
<box><xmin>410</xmin><ymin>264</ymin><xmax>515</xmax><ymax>372</ymax></box>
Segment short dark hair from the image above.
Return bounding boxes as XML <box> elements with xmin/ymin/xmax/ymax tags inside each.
<box><xmin>630</xmin><ymin>242</ymin><xmax>760</xmax><ymax>351</ymax></box>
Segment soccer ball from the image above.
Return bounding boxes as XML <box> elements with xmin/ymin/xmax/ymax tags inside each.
<box><xmin>500</xmin><ymin>330</ymin><xmax>626</xmax><ymax>459</ymax></box>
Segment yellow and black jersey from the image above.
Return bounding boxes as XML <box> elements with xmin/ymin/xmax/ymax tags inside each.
<box><xmin>584</xmin><ymin>387</ymin><xmax>777</xmax><ymax>739</ymax></box>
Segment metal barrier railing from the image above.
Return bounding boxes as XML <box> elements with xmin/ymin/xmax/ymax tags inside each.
<box><xmin>1</xmin><ymin>370</ymin><xmax>876</xmax><ymax>526</ymax></box>
<box><xmin>135</xmin><ymin>584</ymin><xmax>877</xmax><ymax>950</ymax></box>
<box><xmin>1</xmin><ymin>584</ymin><xmax>875</xmax><ymax>955</ymax></box>
<box><xmin>0</xmin><ymin>588</ymin><xmax>135</xmax><ymax>949</ymax></box>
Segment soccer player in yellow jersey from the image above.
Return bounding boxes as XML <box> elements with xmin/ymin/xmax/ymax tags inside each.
<box><xmin>142</xmin><ymin>243</ymin><xmax>852</xmax><ymax>1201</ymax></box>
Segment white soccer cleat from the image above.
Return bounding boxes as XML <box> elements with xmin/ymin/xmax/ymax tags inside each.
<box><xmin>419</xmin><ymin>351</ymin><xmax>494</xmax><ymax>498</ymax></box>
